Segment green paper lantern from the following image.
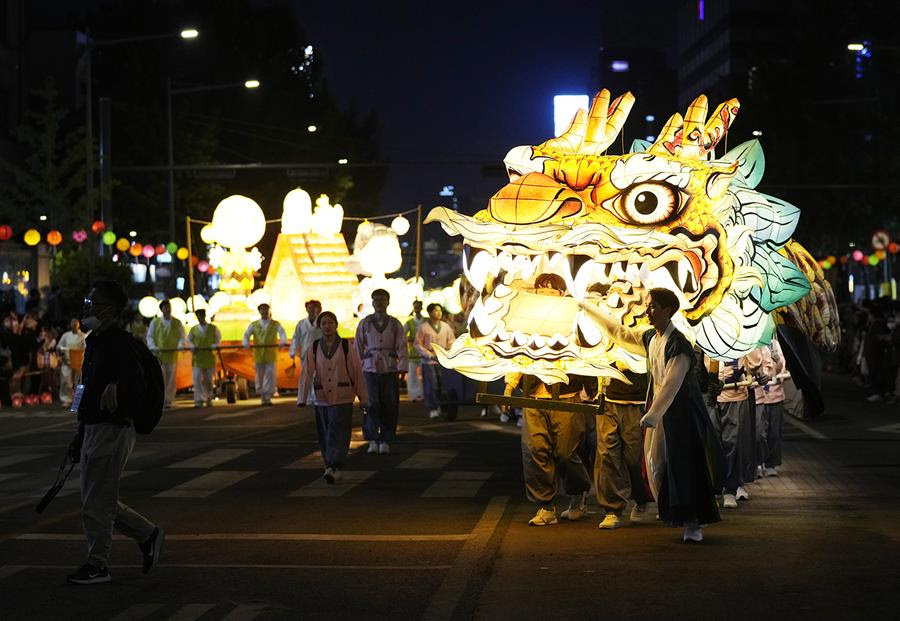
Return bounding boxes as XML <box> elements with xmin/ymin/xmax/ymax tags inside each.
<box><xmin>166</xmin><ymin>242</ymin><xmax>178</xmax><ymax>254</ymax></box>
<box><xmin>867</xmin><ymin>255</ymin><xmax>879</xmax><ymax>266</ymax></box>
<box><xmin>102</xmin><ymin>231</ymin><xmax>116</xmax><ymax>246</ymax></box>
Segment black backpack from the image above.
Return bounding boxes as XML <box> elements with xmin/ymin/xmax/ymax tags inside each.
<box><xmin>123</xmin><ymin>336</ymin><xmax>165</xmax><ymax>434</ymax></box>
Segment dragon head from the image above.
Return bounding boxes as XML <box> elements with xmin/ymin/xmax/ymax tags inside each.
<box><xmin>426</xmin><ymin>89</ymin><xmax>812</xmax><ymax>384</ymax></box>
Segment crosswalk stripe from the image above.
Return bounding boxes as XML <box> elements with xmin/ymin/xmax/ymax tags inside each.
<box><xmin>221</xmin><ymin>603</ymin><xmax>266</xmax><ymax>621</ymax></box>
<box><xmin>167</xmin><ymin>449</ymin><xmax>253</xmax><ymax>469</ymax></box>
<box><xmin>398</xmin><ymin>449</ymin><xmax>459</xmax><ymax>469</ymax></box>
<box><xmin>111</xmin><ymin>603</ymin><xmax>165</xmax><ymax>620</ymax></box>
<box><xmin>283</xmin><ymin>451</ymin><xmax>325</xmax><ymax>469</ymax></box>
<box><xmin>421</xmin><ymin>472</ymin><xmax>492</xmax><ymax>498</ymax></box>
<box><xmin>0</xmin><ymin>453</ymin><xmax>48</xmax><ymax>468</ymax></box>
<box><xmin>288</xmin><ymin>471</ymin><xmax>375</xmax><ymax>497</ymax></box>
<box><xmin>155</xmin><ymin>471</ymin><xmax>257</xmax><ymax>498</ymax></box>
<box><xmin>29</xmin><ymin>470</ymin><xmax>137</xmax><ymax>498</ymax></box>
<box><xmin>0</xmin><ymin>565</ymin><xmax>25</xmax><ymax>581</ymax></box>
<box><xmin>166</xmin><ymin>603</ymin><xmax>216</xmax><ymax>621</ymax></box>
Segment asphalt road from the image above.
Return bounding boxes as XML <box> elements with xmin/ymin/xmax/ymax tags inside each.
<box><xmin>0</xmin><ymin>374</ymin><xmax>898</xmax><ymax>620</ymax></box>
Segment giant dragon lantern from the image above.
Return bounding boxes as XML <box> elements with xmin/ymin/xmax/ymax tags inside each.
<box><xmin>426</xmin><ymin>89</ymin><xmax>837</xmax><ymax>384</ymax></box>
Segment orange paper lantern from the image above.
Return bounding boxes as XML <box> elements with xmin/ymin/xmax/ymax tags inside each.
<box><xmin>46</xmin><ymin>230</ymin><xmax>63</xmax><ymax>246</ymax></box>
<box><xmin>91</xmin><ymin>220</ymin><xmax>106</xmax><ymax>234</ymax></box>
<box><xmin>129</xmin><ymin>243</ymin><xmax>143</xmax><ymax>257</ymax></box>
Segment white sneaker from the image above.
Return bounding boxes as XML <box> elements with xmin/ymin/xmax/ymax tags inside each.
<box><xmin>428</xmin><ymin>409</ymin><xmax>441</xmax><ymax>419</ymax></box>
<box><xmin>735</xmin><ymin>486</ymin><xmax>751</xmax><ymax>500</ymax></box>
<box><xmin>683</xmin><ymin>526</ymin><xmax>703</xmax><ymax>542</ymax></box>
<box><xmin>722</xmin><ymin>493</ymin><xmax>738</xmax><ymax>508</ymax></box>
<box><xmin>528</xmin><ymin>506</ymin><xmax>558</xmax><ymax>526</ymax></box>
<box><xmin>331</xmin><ymin>468</ymin><xmax>342</xmax><ymax>483</ymax></box>
<box><xmin>499</xmin><ymin>412</ymin><xmax>511</xmax><ymax>423</ymax></box>
<box><xmin>480</xmin><ymin>407</ymin><xmax>488</xmax><ymax>417</ymax></box>
<box><xmin>323</xmin><ymin>467</ymin><xmax>335</xmax><ymax>485</ymax></box>
<box><xmin>630</xmin><ymin>503</ymin><xmax>648</xmax><ymax>523</ymax></box>
<box><xmin>378</xmin><ymin>442</ymin><xmax>390</xmax><ymax>454</ymax></box>
<box><xmin>763</xmin><ymin>467</ymin><xmax>779</xmax><ymax>477</ymax></box>
<box><xmin>561</xmin><ymin>492</ymin><xmax>587</xmax><ymax>521</ymax></box>
<box><xmin>866</xmin><ymin>393</ymin><xmax>883</xmax><ymax>403</ymax></box>
<box><xmin>367</xmin><ymin>441</ymin><xmax>379</xmax><ymax>454</ymax></box>
<box><xmin>756</xmin><ymin>465</ymin><xmax>764</xmax><ymax>479</ymax></box>
<box><xmin>598</xmin><ymin>513</ymin><xmax>621</xmax><ymax>529</ymax></box>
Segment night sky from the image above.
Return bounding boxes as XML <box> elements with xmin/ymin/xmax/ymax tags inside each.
<box><xmin>301</xmin><ymin>3</ymin><xmax>617</xmax><ymax>214</ymax></box>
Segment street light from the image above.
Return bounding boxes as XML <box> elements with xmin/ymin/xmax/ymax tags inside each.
<box><xmin>847</xmin><ymin>43</ymin><xmax>864</xmax><ymax>51</ymax></box>
<box><xmin>80</xmin><ymin>27</ymin><xmax>199</xmax><ymax>231</ymax></box>
<box><xmin>166</xmin><ymin>78</ymin><xmax>261</xmax><ymax>242</ymax></box>
<box><xmin>307</xmin><ymin>125</ymin><xmax>317</xmax><ymax>133</ymax></box>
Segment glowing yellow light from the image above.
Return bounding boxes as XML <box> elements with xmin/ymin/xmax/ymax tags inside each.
<box><xmin>138</xmin><ymin>296</ymin><xmax>160</xmax><ymax>318</ymax></box>
<box><xmin>116</xmin><ymin>238</ymin><xmax>130</xmax><ymax>252</ymax></box>
<box><xmin>176</xmin><ymin>247</ymin><xmax>190</xmax><ymax>260</ymax></box>
<box><xmin>211</xmin><ymin>195</ymin><xmax>266</xmax><ymax>249</ymax></box>
<box><xmin>244</xmin><ymin>80</ymin><xmax>260</xmax><ymax>89</ymax></box>
<box><xmin>200</xmin><ymin>224</ymin><xmax>217</xmax><ymax>244</ymax></box>
<box><xmin>282</xmin><ymin>188</ymin><xmax>313</xmax><ymax>234</ymax></box>
<box><xmin>391</xmin><ymin>215</ymin><xmax>410</xmax><ymax>236</ymax></box>
<box><xmin>180</xmin><ymin>28</ymin><xmax>199</xmax><ymax>39</ymax></box>
<box><xmin>24</xmin><ymin>229</ymin><xmax>41</xmax><ymax>246</ymax></box>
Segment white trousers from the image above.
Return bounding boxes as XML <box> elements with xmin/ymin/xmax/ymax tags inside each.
<box><xmin>192</xmin><ymin>366</ymin><xmax>215</xmax><ymax>404</ymax></box>
<box><xmin>407</xmin><ymin>359</ymin><xmax>424</xmax><ymax>401</ymax></box>
<box><xmin>254</xmin><ymin>362</ymin><xmax>276</xmax><ymax>402</ymax></box>
<box><xmin>161</xmin><ymin>362</ymin><xmax>177</xmax><ymax>406</ymax></box>
<box><xmin>60</xmin><ymin>364</ymin><xmax>79</xmax><ymax>405</ymax></box>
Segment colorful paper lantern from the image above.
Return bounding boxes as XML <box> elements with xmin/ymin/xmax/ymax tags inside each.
<box><xmin>868</xmin><ymin>254</ymin><xmax>879</xmax><ymax>266</ymax></box>
<box><xmin>176</xmin><ymin>247</ymin><xmax>189</xmax><ymax>260</ymax></box>
<box><xmin>166</xmin><ymin>242</ymin><xmax>178</xmax><ymax>254</ymax></box>
<box><xmin>210</xmin><ymin>195</ymin><xmax>265</xmax><ymax>249</ymax></box>
<box><xmin>129</xmin><ymin>243</ymin><xmax>143</xmax><ymax>257</ymax></box>
<box><xmin>197</xmin><ymin>260</ymin><xmax>210</xmax><ymax>273</ymax></box>
<box><xmin>46</xmin><ymin>230</ymin><xmax>63</xmax><ymax>246</ymax></box>
<box><xmin>116</xmin><ymin>237</ymin><xmax>130</xmax><ymax>252</ymax></box>
<box><xmin>888</xmin><ymin>242</ymin><xmax>900</xmax><ymax>255</ymax></box>
<box><xmin>72</xmin><ymin>229</ymin><xmax>88</xmax><ymax>243</ymax></box>
<box><xmin>852</xmin><ymin>249</ymin><xmax>864</xmax><ymax>262</ymax></box>
<box><xmin>839</xmin><ymin>255</ymin><xmax>849</xmax><ymax>265</ymax></box>
<box><xmin>200</xmin><ymin>224</ymin><xmax>217</xmax><ymax>244</ymax></box>
<box><xmin>102</xmin><ymin>231</ymin><xmax>116</xmax><ymax>245</ymax></box>
<box><xmin>142</xmin><ymin>244</ymin><xmax>156</xmax><ymax>258</ymax></box>
<box><xmin>826</xmin><ymin>255</ymin><xmax>836</xmax><ymax>265</ymax></box>
<box><xmin>24</xmin><ymin>229</ymin><xmax>41</xmax><ymax>246</ymax></box>
<box><xmin>391</xmin><ymin>215</ymin><xmax>411</xmax><ymax>236</ymax></box>
<box><xmin>155</xmin><ymin>244</ymin><xmax>166</xmax><ymax>255</ymax></box>
<box><xmin>875</xmin><ymin>249</ymin><xmax>886</xmax><ymax>260</ymax></box>
<box><xmin>24</xmin><ymin>393</ymin><xmax>39</xmax><ymax>406</ymax></box>
<box><xmin>11</xmin><ymin>394</ymin><xmax>23</xmax><ymax>408</ymax></box>
<box><xmin>190</xmin><ymin>255</ymin><xmax>200</xmax><ymax>267</ymax></box>
<box><xmin>425</xmin><ymin>87</ymin><xmax>822</xmax><ymax>383</ymax></box>
<box><xmin>0</xmin><ymin>225</ymin><xmax>12</xmax><ymax>241</ymax></box>
<box><xmin>91</xmin><ymin>220</ymin><xmax>106</xmax><ymax>234</ymax></box>
<box><xmin>40</xmin><ymin>391</ymin><xmax>53</xmax><ymax>405</ymax></box>
<box><xmin>821</xmin><ymin>260</ymin><xmax>832</xmax><ymax>270</ymax></box>
<box><xmin>138</xmin><ymin>296</ymin><xmax>160</xmax><ymax>318</ymax></box>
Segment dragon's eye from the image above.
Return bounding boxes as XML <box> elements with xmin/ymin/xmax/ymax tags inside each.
<box><xmin>615</xmin><ymin>182</ymin><xmax>682</xmax><ymax>224</ymax></box>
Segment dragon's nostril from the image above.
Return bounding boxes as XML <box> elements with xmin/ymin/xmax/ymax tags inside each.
<box><xmin>556</xmin><ymin>198</ymin><xmax>582</xmax><ymax>218</ymax></box>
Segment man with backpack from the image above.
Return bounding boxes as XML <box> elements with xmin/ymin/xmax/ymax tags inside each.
<box><xmin>66</xmin><ymin>280</ymin><xmax>164</xmax><ymax>584</ymax></box>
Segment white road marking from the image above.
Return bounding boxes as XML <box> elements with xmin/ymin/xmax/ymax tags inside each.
<box><xmin>16</xmin><ymin>532</ymin><xmax>470</xmax><ymax>542</ymax></box>
<box><xmin>869</xmin><ymin>422</ymin><xmax>900</xmax><ymax>434</ymax></box>
<box><xmin>167</xmin><ymin>449</ymin><xmax>253</xmax><ymax>469</ymax></box>
<box><xmin>288</xmin><ymin>470</ymin><xmax>375</xmax><ymax>497</ymax></box>
<box><xmin>0</xmin><ymin>565</ymin><xmax>25</xmax><ymax>580</ymax></box>
<box><xmin>165</xmin><ymin>603</ymin><xmax>216</xmax><ymax>621</ymax></box>
<box><xmin>111</xmin><ymin>603</ymin><xmax>165</xmax><ymax>620</ymax></box>
<box><xmin>203</xmin><ymin>406</ymin><xmax>270</xmax><ymax>422</ymax></box>
<box><xmin>421</xmin><ymin>471</ymin><xmax>492</xmax><ymax>498</ymax></box>
<box><xmin>220</xmin><ymin>603</ymin><xmax>268</xmax><ymax>621</ymax></box>
<box><xmin>0</xmin><ymin>453</ymin><xmax>48</xmax><ymax>468</ymax></box>
<box><xmin>784</xmin><ymin>415</ymin><xmax>828</xmax><ymax>440</ymax></box>
<box><xmin>283</xmin><ymin>451</ymin><xmax>325</xmax><ymax>469</ymax></box>
<box><xmin>423</xmin><ymin>496</ymin><xmax>509</xmax><ymax>620</ymax></box>
<box><xmin>155</xmin><ymin>471</ymin><xmax>256</xmax><ymax>498</ymax></box>
<box><xmin>398</xmin><ymin>449</ymin><xmax>459</xmax><ymax>469</ymax></box>
<box><xmin>28</xmin><ymin>469</ymin><xmax>137</xmax><ymax>498</ymax></box>
<box><xmin>0</xmin><ymin>420</ymin><xmax>74</xmax><ymax>441</ymax></box>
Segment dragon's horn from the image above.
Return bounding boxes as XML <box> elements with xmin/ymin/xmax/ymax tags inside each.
<box><xmin>679</xmin><ymin>94</ymin><xmax>709</xmax><ymax>159</ymax></box>
<box><xmin>542</xmin><ymin>108</ymin><xmax>588</xmax><ymax>153</ymax></box>
<box><xmin>648</xmin><ymin>112</ymin><xmax>684</xmax><ymax>155</ymax></box>
<box><xmin>699</xmin><ymin>98</ymin><xmax>740</xmax><ymax>156</ymax></box>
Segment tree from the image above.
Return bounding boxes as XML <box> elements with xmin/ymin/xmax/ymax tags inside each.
<box><xmin>0</xmin><ymin>78</ymin><xmax>101</xmax><ymax>233</ymax></box>
<box><xmin>50</xmin><ymin>247</ymin><xmax>133</xmax><ymax>318</ymax></box>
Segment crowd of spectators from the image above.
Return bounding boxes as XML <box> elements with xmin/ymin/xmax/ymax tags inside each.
<box><xmin>838</xmin><ymin>297</ymin><xmax>900</xmax><ymax>404</ymax></box>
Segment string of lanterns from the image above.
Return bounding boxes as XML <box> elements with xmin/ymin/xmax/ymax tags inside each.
<box><xmin>817</xmin><ymin>243</ymin><xmax>899</xmax><ymax>270</ymax></box>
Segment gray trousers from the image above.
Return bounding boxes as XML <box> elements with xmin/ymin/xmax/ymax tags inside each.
<box><xmin>757</xmin><ymin>402</ymin><xmax>784</xmax><ymax>468</ymax></box>
<box><xmin>522</xmin><ymin>400</ymin><xmax>591</xmax><ymax>505</ymax></box>
<box><xmin>709</xmin><ymin>399</ymin><xmax>753</xmax><ymax>494</ymax></box>
<box><xmin>80</xmin><ymin>423</ymin><xmax>156</xmax><ymax>568</ymax></box>
<box><xmin>594</xmin><ymin>402</ymin><xmax>651</xmax><ymax>514</ymax></box>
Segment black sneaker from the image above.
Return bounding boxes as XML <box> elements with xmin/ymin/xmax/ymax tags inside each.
<box><xmin>67</xmin><ymin>563</ymin><xmax>110</xmax><ymax>585</ymax></box>
<box><xmin>139</xmin><ymin>527</ymin><xmax>165</xmax><ymax>574</ymax></box>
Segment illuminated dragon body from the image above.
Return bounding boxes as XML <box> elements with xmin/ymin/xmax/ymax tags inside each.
<box><xmin>427</xmin><ymin>89</ymin><xmax>835</xmax><ymax>384</ymax></box>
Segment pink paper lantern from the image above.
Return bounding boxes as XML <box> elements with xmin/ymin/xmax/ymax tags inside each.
<box><xmin>142</xmin><ymin>244</ymin><xmax>156</xmax><ymax>258</ymax></box>
<box><xmin>851</xmin><ymin>249</ymin><xmax>864</xmax><ymax>262</ymax></box>
<box><xmin>72</xmin><ymin>229</ymin><xmax>89</xmax><ymax>243</ymax></box>
<box><xmin>197</xmin><ymin>260</ymin><xmax>210</xmax><ymax>273</ymax></box>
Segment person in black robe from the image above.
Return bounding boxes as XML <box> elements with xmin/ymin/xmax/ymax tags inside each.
<box><xmin>581</xmin><ymin>287</ymin><xmax>722</xmax><ymax>542</ymax></box>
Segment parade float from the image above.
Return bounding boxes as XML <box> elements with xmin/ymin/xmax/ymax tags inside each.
<box><xmin>426</xmin><ymin>88</ymin><xmax>840</xmax><ymax>387</ymax></box>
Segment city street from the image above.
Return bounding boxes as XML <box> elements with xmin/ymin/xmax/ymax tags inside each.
<box><xmin>0</xmin><ymin>375</ymin><xmax>898</xmax><ymax>620</ymax></box>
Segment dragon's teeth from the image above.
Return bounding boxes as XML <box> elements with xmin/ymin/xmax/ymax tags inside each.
<box><xmin>608</xmin><ymin>261</ymin><xmax>626</xmax><ymax>280</ymax></box>
<box><xmin>576</xmin><ymin>311</ymin><xmax>603</xmax><ymax>346</ymax></box>
<box><xmin>608</xmin><ymin>292</ymin><xmax>621</xmax><ymax>308</ymax></box>
<box><xmin>513</xmin><ymin>331</ymin><xmax>529</xmax><ymax>346</ymax></box>
<box><xmin>531</xmin><ymin>335</ymin><xmax>546</xmax><ymax>349</ymax></box>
